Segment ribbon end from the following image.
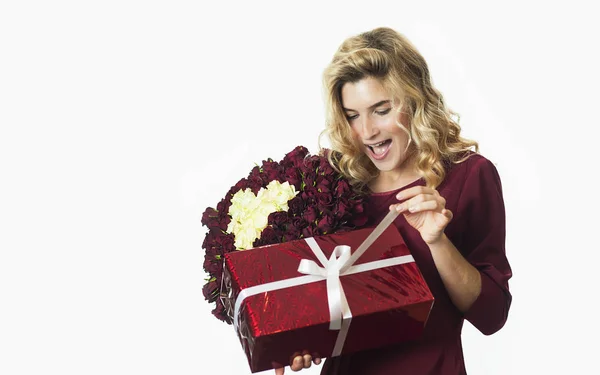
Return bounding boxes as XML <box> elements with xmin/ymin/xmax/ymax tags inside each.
<box><xmin>329</xmin><ymin>319</ymin><xmax>342</xmax><ymax>331</ymax></box>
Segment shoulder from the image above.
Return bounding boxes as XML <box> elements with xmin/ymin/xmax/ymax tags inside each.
<box><xmin>442</xmin><ymin>151</ymin><xmax>501</xmax><ymax>190</ymax></box>
<box><xmin>452</xmin><ymin>151</ymin><xmax>497</xmax><ymax>174</ymax></box>
<box><xmin>437</xmin><ymin>152</ymin><xmax>504</xmax><ymax>219</ymax></box>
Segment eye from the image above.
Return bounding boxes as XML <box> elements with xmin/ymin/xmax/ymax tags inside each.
<box><xmin>345</xmin><ymin>114</ymin><xmax>358</xmax><ymax>121</ymax></box>
<box><xmin>375</xmin><ymin>108</ymin><xmax>391</xmax><ymax>116</ymax></box>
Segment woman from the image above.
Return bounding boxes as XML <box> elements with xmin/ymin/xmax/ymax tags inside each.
<box><xmin>276</xmin><ymin>27</ymin><xmax>512</xmax><ymax>375</ymax></box>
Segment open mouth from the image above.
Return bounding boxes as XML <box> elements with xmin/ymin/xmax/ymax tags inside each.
<box><xmin>366</xmin><ymin>139</ymin><xmax>392</xmax><ymax>159</ymax></box>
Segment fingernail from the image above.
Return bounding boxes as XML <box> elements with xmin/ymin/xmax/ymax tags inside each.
<box><xmin>408</xmin><ymin>205</ymin><xmax>416</xmax><ymax>212</ymax></box>
<box><xmin>293</xmin><ymin>357</ymin><xmax>302</xmax><ymax>366</ymax></box>
<box><xmin>396</xmin><ymin>204</ymin><xmax>404</xmax><ymax>212</ymax></box>
<box><xmin>396</xmin><ymin>193</ymin><xmax>403</xmax><ymax>199</ymax></box>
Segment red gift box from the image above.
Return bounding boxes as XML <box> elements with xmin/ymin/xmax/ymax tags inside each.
<box><xmin>221</xmin><ymin>221</ymin><xmax>434</xmax><ymax>373</ymax></box>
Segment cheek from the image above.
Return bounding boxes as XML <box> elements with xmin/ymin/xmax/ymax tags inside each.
<box><xmin>348</xmin><ymin>127</ymin><xmax>365</xmax><ymax>149</ymax></box>
<box><xmin>377</xmin><ymin>116</ymin><xmax>401</xmax><ymax>132</ymax></box>
<box><xmin>398</xmin><ymin>111</ymin><xmax>409</xmax><ymax>126</ymax></box>
<box><xmin>391</xmin><ymin>113</ymin><xmax>410</xmax><ymax>136</ymax></box>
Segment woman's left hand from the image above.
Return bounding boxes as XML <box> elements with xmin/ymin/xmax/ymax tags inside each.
<box><xmin>390</xmin><ymin>186</ymin><xmax>453</xmax><ymax>245</ymax></box>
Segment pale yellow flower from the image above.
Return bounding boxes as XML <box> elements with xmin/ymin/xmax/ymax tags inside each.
<box><xmin>226</xmin><ymin>181</ymin><xmax>298</xmax><ymax>250</ymax></box>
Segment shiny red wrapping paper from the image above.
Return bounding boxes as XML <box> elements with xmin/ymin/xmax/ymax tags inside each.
<box><xmin>221</xmin><ymin>225</ymin><xmax>434</xmax><ymax>373</ymax></box>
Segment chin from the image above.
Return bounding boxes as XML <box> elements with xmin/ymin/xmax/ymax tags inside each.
<box><xmin>368</xmin><ymin>148</ymin><xmax>404</xmax><ymax>171</ymax></box>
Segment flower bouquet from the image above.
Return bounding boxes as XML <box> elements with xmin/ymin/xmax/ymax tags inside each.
<box><xmin>201</xmin><ymin>146</ymin><xmax>368</xmax><ymax>323</ymax></box>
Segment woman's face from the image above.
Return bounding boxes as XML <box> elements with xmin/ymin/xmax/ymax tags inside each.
<box><xmin>341</xmin><ymin>77</ymin><xmax>412</xmax><ymax>173</ymax></box>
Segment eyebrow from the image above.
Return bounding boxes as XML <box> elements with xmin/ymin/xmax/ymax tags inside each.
<box><xmin>343</xmin><ymin>100</ymin><xmax>391</xmax><ymax>112</ymax></box>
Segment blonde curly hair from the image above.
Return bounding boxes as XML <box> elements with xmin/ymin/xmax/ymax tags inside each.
<box><xmin>319</xmin><ymin>27</ymin><xmax>478</xmax><ymax>191</ymax></box>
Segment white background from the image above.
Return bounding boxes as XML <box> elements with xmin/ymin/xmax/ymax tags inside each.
<box><xmin>1</xmin><ymin>1</ymin><xmax>598</xmax><ymax>374</ymax></box>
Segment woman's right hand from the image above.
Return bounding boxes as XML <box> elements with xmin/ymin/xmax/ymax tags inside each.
<box><xmin>274</xmin><ymin>352</ymin><xmax>321</xmax><ymax>374</ymax></box>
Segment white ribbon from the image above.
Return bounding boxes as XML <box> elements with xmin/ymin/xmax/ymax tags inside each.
<box><xmin>232</xmin><ymin>210</ymin><xmax>414</xmax><ymax>357</ymax></box>
<box><xmin>297</xmin><ymin>239</ymin><xmax>351</xmax><ymax>331</ymax></box>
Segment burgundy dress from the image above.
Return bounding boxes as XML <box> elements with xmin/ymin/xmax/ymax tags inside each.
<box><xmin>321</xmin><ymin>153</ymin><xmax>512</xmax><ymax>375</ymax></box>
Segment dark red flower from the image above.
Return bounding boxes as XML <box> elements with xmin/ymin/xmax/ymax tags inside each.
<box><xmin>284</xmin><ymin>224</ymin><xmax>302</xmax><ymax>240</ymax></box>
<box><xmin>288</xmin><ymin>196</ymin><xmax>305</xmax><ymax>215</ymax></box>
<box><xmin>268</xmin><ymin>211</ymin><xmax>289</xmax><ymax>229</ymax></box>
<box><xmin>216</xmin><ymin>198</ymin><xmax>228</xmax><ymax>213</ymax></box>
<box><xmin>256</xmin><ymin>226</ymin><xmax>280</xmax><ymax>246</ymax></box>
<box><xmin>334</xmin><ymin>200</ymin><xmax>350</xmax><ymax>219</ymax></box>
<box><xmin>317</xmin><ymin>215</ymin><xmax>336</xmax><ymax>234</ymax></box>
<box><xmin>282</xmin><ymin>146</ymin><xmax>309</xmax><ymax>167</ymax></box>
<box><xmin>316</xmin><ymin>192</ymin><xmax>334</xmax><ymax>208</ymax></box>
<box><xmin>201</xmin><ymin>145</ymin><xmax>368</xmax><ymax>325</ymax></box>
<box><xmin>201</xmin><ymin>207</ymin><xmax>219</xmax><ymax>227</ymax></box>
<box><xmin>302</xmin><ymin>206</ymin><xmax>318</xmax><ymax>223</ymax></box>
<box><xmin>291</xmin><ymin>216</ymin><xmax>308</xmax><ymax>230</ymax></box>
<box><xmin>300</xmin><ymin>189</ymin><xmax>316</xmax><ymax>201</ymax></box>
<box><xmin>302</xmin><ymin>226</ymin><xmax>317</xmax><ymax>237</ymax></box>
<box><xmin>335</xmin><ymin>179</ymin><xmax>351</xmax><ymax>197</ymax></box>
<box><xmin>316</xmin><ymin>177</ymin><xmax>331</xmax><ymax>193</ymax></box>
<box><xmin>202</xmin><ymin>279</ymin><xmax>219</xmax><ymax>302</ymax></box>
<box><xmin>212</xmin><ymin>299</ymin><xmax>232</xmax><ymax>323</ymax></box>
<box><xmin>214</xmin><ymin>233</ymin><xmax>235</xmax><ymax>253</ymax></box>
<box><xmin>303</xmin><ymin>174</ymin><xmax>316</xmax><ymax>190</ymax></box>
<box><xmin>203</xmin><ymin>254</ymin><xmax>222</xmax><ymax>275</ymax></box>
<box><xmin>284</xmin><ymin>168</ymin><xmax>302</xmax><ymax>188</ymax></box>
<box><xmin>352</xmin><ymin>200</ymin><xmax>365</xmax><ymax>214</ymax></box>
<box><xmin>202</xmin><ymin>230</ymin><xmax>215</xmax><ymax>249</ymax></box>
<box><xmin>291</xmin><ymin>151</ymin><xmax>310</xmax><ymax>169</ymax></box>
<box><xmin>352</xmin><ymin>214</ymin><xmax>369</xmax><ymax>227</ymax></box>
<box><xmin>233</xmin><ymin>179</ymin><xmax>249</xmax><ymax>191</ymax></box>
<box><xmin>319</xmin><ymin>163</ymin><xmax>335</xmax><ymax>177</ymax></box>
<box><xmin>262</xmin><ymin>159</ymin><xmax>281</xmax><ymax>181</ymax></box>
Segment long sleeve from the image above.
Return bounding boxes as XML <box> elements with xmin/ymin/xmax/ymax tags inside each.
<box><xmin>321</xmin><ymin>154</ymin><xmax>512</xmax><ymax>375</ymax></box>
<box><xmin>458</xmin><ymin>157</ymin><xmax>512</xmax><ymax>335</ymax></box>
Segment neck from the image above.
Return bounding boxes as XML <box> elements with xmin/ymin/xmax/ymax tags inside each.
<box><xmin>369</xmin><ymin>154</ymin><xmax>422</xmax><ymax>193</ymax></box>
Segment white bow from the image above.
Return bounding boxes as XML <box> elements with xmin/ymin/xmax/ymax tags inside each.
<box><xmin>297</xmin><ymin>242</ymin><xmax>352</xmax><ymax>330</ymax></box>
<box><xmin>231</xmin><ymin>210</ymin><xmax>410</xmax><ymax>358</ymax></box>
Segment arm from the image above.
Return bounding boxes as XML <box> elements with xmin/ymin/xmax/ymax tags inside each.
<box><xmin>427</xmin><ymin>234</ymin><xmax>482</xmax><ymax>314</ymax></box>
<box><xmin>454</xmin><ymin>157</ymin><xmax>512</xmax><ymax>335</ymax></box>
<box><xmin>393</xmin><ymin>157</ymin><xmax>512</xmax><ymax>335</ymax></box>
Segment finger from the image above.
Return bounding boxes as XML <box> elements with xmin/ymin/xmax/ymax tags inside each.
<box><xmin>394</xmin><ymin>193</ymin><xmax>436</xmax><ymax>213</ymax></box>
<box><xmin>303</xmin><ymin>354</ymin><xmax>312</xmax><ymax>369</ymax></box>
<box><xmin>407</xmin><ymin>193</ymin><xmax>446</xmax><ymax>212</ymax></box>
<box><xmin>396</xmin><ymin>186</ymin><xmax>436</xmax><ymax>200</ymax></box>
<box><xmin>406</xmin><ymin>199</ymin><xmax>442</xmax><ymax>213</ymax></box>
<box><xmin>291</xmin><ymin>356</ymin><xmax>303</xmax><ymax>372</ymax></box>
<box><xmin>389</xmin><ymin>203</ymin><xmax>403</xmax><ymax>212</ymax></box>
<box><xmin>442</xmin><ymin>208</ymin><xmax>453</xmax><ymax>221</ymax></box>
<box><xmin>313</xmin><ymin>357</ymin><xmax>322</xmax><ymax>365</ymax></box>
<box><xmin>274</xmin><ymin>367</ymin><xmax>284</xmax><ymax>375</ymax></box>
<box><xmin>439</xmin><ymin>195</ymin><xmax>446</xmax><ymax>208</ymax></box>
<box><xmin>289</xmin><ymin>352</ymin><xmax>300</xmax><ymax>367</ymax></box>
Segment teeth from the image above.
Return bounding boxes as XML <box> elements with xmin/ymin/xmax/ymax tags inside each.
<box><xmin>368</xmin><ymin>139</ymin><xmax>390</xmax><ymax>156</ymax></box>
<box><xmin>369</xmin><ymin>140</ymin><xmax>387</xmax><ymax>147</ymax></box>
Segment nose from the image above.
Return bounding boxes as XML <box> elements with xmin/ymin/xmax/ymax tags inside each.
<box><xmin>360</xmin><ymin>116</ymin><xmax>378</xmax><ymax>139</ymax></box>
